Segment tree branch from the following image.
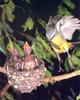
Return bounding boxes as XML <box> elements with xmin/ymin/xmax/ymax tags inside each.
<box><xmin>0</xmin><ymin>66</ymin><xmax>80</xmax><ymax>84</ymax></box>
<box><xmin>0</xmin><ymin>83</ymin><xmax>10</xmax><ymax>97</ymax></box>
<box><xmin>44</xmin><ymin>70</ymin><xmax>80</xmax><ymax>83</ymax></box>
<box><xmin>2</xmin><ymin>8</ymin><xmax>13</xmax><ymax>33</ymax></box>
<box><xmin>0</xmin><ymin>67</ymin><xmax>6</xmax><ymax>73</ymax></box>
<box><xmin>0</xmin><ymin>66</ymin><xmax>80</xmax><ymax>94</ymax></box>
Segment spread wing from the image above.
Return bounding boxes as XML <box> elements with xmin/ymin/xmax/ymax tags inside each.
<box><xmin>56</xmin><ymin>16</ymin><xmax>80</xmax><ymax>40</ymax></box>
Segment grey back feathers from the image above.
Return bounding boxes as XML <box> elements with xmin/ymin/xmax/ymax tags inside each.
<box><xmin>46</xmin><ymin>15</ymin><xmax>80</xmax><ymax>40</ymax></box>
<box><xmin>46</xmin><ymin>15</ymin><xmax>62</xmax><ymax>40</ymax></box>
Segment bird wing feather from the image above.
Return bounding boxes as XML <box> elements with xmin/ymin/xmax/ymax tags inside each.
<box><xmin>56</xmin><ymin>16</ymin><xmax>80</xmax><ymax>40</ymax></box>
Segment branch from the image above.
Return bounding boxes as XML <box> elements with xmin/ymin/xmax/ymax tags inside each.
<box><xmin>0</xmin><ymin>83</ymin><xmax>10</xmax><ymax>97</ymax></box>
<box><xmin>0</xmin><ymin>67</ymin><xmax>6</xmax><ymax>73</ymax></box>
<box><xmin>44</xmin><ymin>70</ymin><xmax>80</xmax><ymax>83</ymax></box>
<box><xmin>0</xmin><ymin>67</ymin><xmax>10</xmax><ymax>97</ymax></box>
<box><xmin>0</xmin><ymin>66</ymin><xmax>80</xmax><ymax>84</ymax></box>
<box><xmin>0</xmin><ymin>66</ymin><xmax>80</xmax><ymax>94</ymax></box>
<box><xmin>2</xmin><ymin>8</ymin><xmax>13</xmax><ymax>33</ymax></box>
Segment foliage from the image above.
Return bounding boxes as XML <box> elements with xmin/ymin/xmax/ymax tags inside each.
<box><xmin>76</xmin><ymin>94</ymin><xmax>80</xmax><ymax>100</ymax></box>
<box><xmin>32</xmin><ymin>35</ymin><xmax>56</xmax><ymax>63</ymax></box>
<box><xmin>65</xmin><ymin>47</ymin><xmax>80</xmax><ymax>71</ymax></box>
<box><xmin>44</xmin><ymin>68</ymin><xmax>52</xmax><ymax>87</ymax></box>
<box><xmin>0</xmin><ymin>0</ymin><xmax>80</xmax><ymax>99</ymax></box>
<box><xmin>4</xmin><ymin>0</ymin><xmax>15</xmax><ymax>22</ymax></box>
<box><xmin>0</xmin><ymin>22</ymin><xmax>7</xmax><ymax>54</ymax></box>
<box><xmin>58</xmin><ymin>5</ymin><xmax>72</xmax><ymax>16</ymax></box>
<box><xmin>0</xmin><ymin>0</ymin><xmax>79</xmax><ymax>75</ymax></box>
<box><xmin>0</xmin><ymin>0</ymin><xmax>79</xmax><ymax>74</ymax></box>
<box><xmin>15</xmin><ymin>43</ymin><xmax>25</xmax><ymax>57</ymax></box>
<box><xmin>38</xmin><ymin>18</ymin><xmax>46</xmax><ymax>29</ymax></box>
<box><xmin>22</xmin><ymin>16</ymin><xmax>34</xmax><ymax>31</ymax></box>
<box><xmin>2</xmin><ymin>91</ymin><xmax>14</xmax><ymax>100</ymax></box>
<box><xmin>25</xmin><ymin>0</ymin><xmax>31</xmax><ymax>3</ymax></box>
<box><xmin>62</xmin><ymin>0</ymin><xmax>75</xmax><ymax>9</ymax></box>
<box><xmin>7</xmin><ymin>39</ymin><xmax>14</xmax><ymax>51</ymax></box>
<box><xmin>57</xmin><ymin>0</ymin><xmax>75</xmax><ymax>16</ymax></box>
<box><xmin>0</xmin><ymin>30</ymin><xmax>7</xmax><ymax>54</ymax></box>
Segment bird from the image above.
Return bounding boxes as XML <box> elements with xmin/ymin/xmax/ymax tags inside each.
<box><xmin>46</xmin><ymin>15</ymin><xmax>80</xmax><ymax>71</ymax></box>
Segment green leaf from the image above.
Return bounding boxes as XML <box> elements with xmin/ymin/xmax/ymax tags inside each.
<box><xmin>43</xmin><ymin>68</ymin><xmax>52</xmax><ymax>87</ymax></box>
<box><xmin>64</xmin><ymin>56</ymin><xmax>76</xmax><ymax>72</ymax></box>
<box><xmin>5</xmin><ymin>0</ymin><xmax>15</xmax><ymax>22</ymax></box>
<box><xmin>71</xmin><ymin>55</ymin><xmax>80</xmax><ymax>67</ymax></box>
<box><xmin>64</xmin><ymin>58</ymin><xmax>71</xmax><ymax>72</ymax></box>
<box><xmin>58</xmin><ymin>5</ymin><xmax>72</xmax><ymax>16</ymax></box>
<box><xmin>15</xmin><ymin>43</ymin><xmax>25</xmax><ymax>57</ymax></box>
<box><xmin>38</xmin><ymin>18</ymin><xmax>46</xmax><ymax>29</ymax></box>
<box><xmin>7</xmin><ymin>39</ymin><xmax>14</xmax><ymax>50</ymax></box>
<box><xmin>32</xmin><ymin>35</ymin><xmax>56</xmax><ymax>63</ymax></box>
<box><xmin>0</xmin><ymin>22</ymin><xmax>6</xmax><ymax>30</ymax></box>
<box><xmin>63</xmin><ymin>0</ymin><xmax>75</xmax><ymax>9</ymax></box>
<box><xmin>76</xmin><ymin>94</ymin><xmax>80</xmax><ymax>100</ymax></box>
<box><xmin>74</xmin><ymin>48</ymin><xmax>80</xmax><ymax>57</ymax></box>
<box><xmin>45</xmin><ymin>68</ymin><xmax>52</xmax><ymax>77</ymax></box>
<box><xmin>36</xmin><ymin>36</ymin><xmax>56</xmax><ymax>57</ymax></box>
<box><xmin>0</xmin><ymin>30</ymin><xmax>7</xmax><ymax>54</ymax></box>
<box><xmin>22</xmin><ymin>16</ymin><xmax>34</xmax><ymax>31</ymax></box>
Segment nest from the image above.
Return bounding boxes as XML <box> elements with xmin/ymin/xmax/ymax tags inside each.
<box><xmin>7</xmin><ymin>57</ymin><xmax>45</xmax><ymax>93</ymax></box>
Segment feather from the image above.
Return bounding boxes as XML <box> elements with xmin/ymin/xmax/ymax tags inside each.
<box><xmin>56</xmin><ymin>16</ymin><xmax>80</xmax><ymax>40</ymax></box>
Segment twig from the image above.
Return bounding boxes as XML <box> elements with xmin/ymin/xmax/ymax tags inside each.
<box><xmin>0</xmin><ymin>67</ymin><xmax>11</xmax><ymax>97</ymax></box>
<box><xmin>2</xmin><ymin>8</ymin><xmax>13</xmax><ymax>34</ymax></box>
<box><xmin>44</xmin><ymin>70</ymin><xmax>80</xmax><ymax>83</ymax></box>
<box><xmin>0</xmin><ymin>66</ymin><xmax>80</xmax><ymax>94</ymax></box>
<box><xmin>0</xmin><ymin>67</ymin><xmax>6</xmax><ymax>74</ymax></box>
<box><xmin>0</xmin><ymin>66</ymin><xmax>80</xmax><ymax>84</ymax></box>
<box><xmin>0</xmin><ymin>83</ymin><xmax>10</xmax><ymax>97</ymax></box>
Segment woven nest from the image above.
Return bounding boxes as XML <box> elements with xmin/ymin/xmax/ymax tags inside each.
<box><xmin>7</xmin><ymin>57</ymin><xmax>45</xmax><ymax>93</ymax></box>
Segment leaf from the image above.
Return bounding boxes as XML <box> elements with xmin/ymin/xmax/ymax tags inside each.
<box><xmin>68</xmin><ymin>57</ymin><xmax>76</xmax><ymax>69</ymax></box>
<box><xmin>71</xmin><ymin>55</ymin><xmax>80</xmax><ymax>67</ymax></box>
<box><xmin>0</xmin><ymin>30</ymin><xmax>7</xmax><ymax>54</ymax></box>
<box><xmin>64</xmin><ymin>58</ymin><xmax>71</xmax><ymax>72</ymax></box>
<box><xmin>73</xmin><ymin>48</ymin><xmax>80</xmax><ymax>57</ymax></box>
<box><xmin>7</xmin><ymin>39</ymin><xmax>14</xmax><ymax>50</ymax></box>
<box><xmin>36</xmin><ymin>36</ymin><xmax>56</xmax><ymax>57</ymax></box>
<box><xmin>22</xmin><ymin>16</ymin><xmax>34</xmax><ymax>31</ymax></box>
<box><xmin>32</xmin><ymin>35</ymin><xmax>56</xmax><ymax>63</ymax></box>
<box><xmin>44</xmin><ymin>68</ymin><xmax>52</xmax><ymax>87</ymax></box>
<box><xmin>45</xmin><ymin>68</ymin><xmax>52</xmax><ymax>77</ymax></box>
<box><xmin>15</xmin><ymin>43</ymin><xmax>25</xmax><ymax>57</ymax></box>
<box><xmin>25</xmin><ymin>0</ymin><xmax>31</xmax><ymax>3</ymax></box>
<box><xmin>5</xmin><ymin>0</ymin><xmax>15</xmax><ymax>22</ymax></box>
<box><xmin>38</xmin><ymin>18</ymin><xmax>46</xmax><ymax>29</ymax></box>
<box><xmin>63</xmin><ymin>0</ymin><xmax>75</xmax><ymax>9</ymax></box>
<box><xmin>0</xmin><ymin>22</ymin><xmax>6</xmax><ymax>30</ymax></box>
<box><xmin>58</xmin><ymin>5</ymin><xmax>72</xmax><ymax>16</ymax></box>
<box><xmin>76</xmin><ymin>94</ymin><xmax>80</xmax><ymax>100</ymax></box>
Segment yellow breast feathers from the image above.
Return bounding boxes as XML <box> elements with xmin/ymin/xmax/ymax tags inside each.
<box><xmin>51</xmin><ymin>34</ymin><xmax>71</xmax><ymax>54</ymax></box>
